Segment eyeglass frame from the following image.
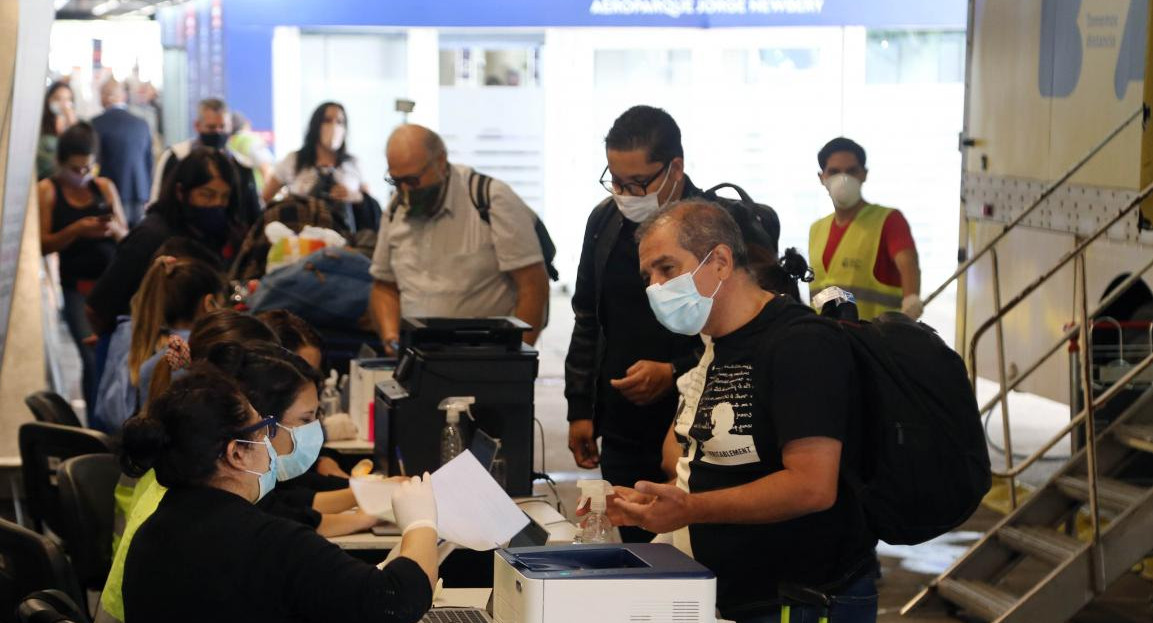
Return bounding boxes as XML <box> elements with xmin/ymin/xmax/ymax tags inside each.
<box><xmin>234</xmin><ymin>415</ymin><xmax>278</xmax><ymax>441</ymax></box>
<box><xmin>599</xmin><ymin>161</ymin><xmax>671</xmax><ymax>197</ymax></box>
<box><xmin>384</xmin><ymin>160</ymin><xmax>436</xmax><ymax>189</ymax></box>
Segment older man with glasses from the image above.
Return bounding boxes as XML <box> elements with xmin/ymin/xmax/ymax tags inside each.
<box><xmin>369</xmin><ymin>124</ymin><xmax>549</xmax><ymax>354</ymax></box>
<box><xmin>565</xmin><ymin>105</ymin><xmax>787</xmax><ymax>543</ymax></box>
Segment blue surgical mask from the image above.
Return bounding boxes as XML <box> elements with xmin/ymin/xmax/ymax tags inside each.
<box><xmin>237</xmin><ymin>436</ymin><xmax>278</xmax><ymax>502</ymax></box>
<box><xmin>275</xmin><ymin>420</ymin><xmax>324</xmax><ymax>481</ymax></box>
<box><xmin>645</xmin><ymin>249</ymin><xmax>723</xmax><ymax>336</ymax></box>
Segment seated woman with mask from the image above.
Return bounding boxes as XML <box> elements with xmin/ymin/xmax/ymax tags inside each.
<box><xmin>119</xmin><ymin>366</ymin><xmax>436</xmax><ymax>623</ymax></box>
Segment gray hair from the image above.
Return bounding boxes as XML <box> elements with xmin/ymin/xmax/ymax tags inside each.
<box><xmin>198</xmin><ymin>98</ymin><xmax>229</xmax><ymax>117</ymax></box>
<box><xmin>636</xmin><ymin>198</ymin><xmax>749</xmax><ymax>268</ymax></box>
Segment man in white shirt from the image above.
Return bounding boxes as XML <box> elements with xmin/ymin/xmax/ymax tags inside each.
<box><xmin>369</xmin><ymin>124</ymin><xmax>549</xmax><ymax>352</ymax></box>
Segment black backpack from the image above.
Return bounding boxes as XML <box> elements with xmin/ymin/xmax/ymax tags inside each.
<box><xmin>793</xmin><ymin>312</ymin><xmax>991</xmax><ymax>545</ymax></box>
<box><xmin>468</xmin><ymin>171</ymin><xmax>560</xmax><ymax>281</ymax></box>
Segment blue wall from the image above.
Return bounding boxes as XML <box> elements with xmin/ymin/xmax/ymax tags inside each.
<box><xmin>207</xmin><ymin>0</ymin><xmax>968</xmax><ymax>136</ymax></box>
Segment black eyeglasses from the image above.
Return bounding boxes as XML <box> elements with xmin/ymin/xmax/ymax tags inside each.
<box><xmin>235</xmin><ymin>415</ymin><xmax>278</xmax><ymax>440</ymax></box>
<box><xmin>599</xmin><ymin>161</ymin><xmax>670</xmax><ymax>196</ymax></box>
<box><xmin>385</xmin><ymin>161</ymin><xmax>434</xmax><ymax>189</ymax></box>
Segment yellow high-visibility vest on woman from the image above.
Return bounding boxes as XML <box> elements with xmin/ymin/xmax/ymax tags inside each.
<box><xmin>809</xmin><ymin>203</ymin><xmax>904</xmax><ymax>320</ymax></box>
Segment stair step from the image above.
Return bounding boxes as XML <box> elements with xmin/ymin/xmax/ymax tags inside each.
<box><xmin>1055</xmin><ymin>475</ymin><xmax>1145</xmax><ymax>513</ymax></box>
<box><xmin>938</xmin><ymin>578</ymin><xmax>1017</xmax><ymax>622</ymax></box>
<box><xmin>1115</xmin><ymin>424</ymin><xmax>1153</xmax><ymax>454</ymax></box>
<box><xmin>997</xmin><ymin>525</ymin><xmax>1082</xmax><ymax>565</ymax></box>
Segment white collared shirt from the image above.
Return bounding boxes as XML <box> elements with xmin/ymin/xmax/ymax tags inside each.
<box><xmin>370</xmin><ymin>163</ymin><xmax>543</xmax><ymax>318</ymax></box>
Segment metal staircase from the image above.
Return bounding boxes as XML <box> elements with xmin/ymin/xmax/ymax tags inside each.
<box><xmin>906</xmin><ymin>386</ymin><xmax>1153</xmax><ymax>622</ymax></box>
<box><xmin>901</xmin><ymin>105</ymin><xmax>1153</xmax><ymax>621</ymax></box>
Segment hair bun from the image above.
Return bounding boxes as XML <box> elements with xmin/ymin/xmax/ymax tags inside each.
<box><xmin>778</xmin><ymin>248</ymin><xmax>813</xmax><ymax>283</ymax></box>
<box><xmin>120</xmin><ymin>415</ymin><xmax>170</xmax><ymax>478</ymax></box>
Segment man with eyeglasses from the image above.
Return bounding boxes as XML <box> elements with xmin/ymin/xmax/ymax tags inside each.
<box><xmin>567</xmin><ymin>105</ymin><xmax>785</xmax><ymax>543</ymax></box>
<box><xmin>369</xmin><ymin>124</ymin><xmax>549</xmax><ymax>353</ymax></box>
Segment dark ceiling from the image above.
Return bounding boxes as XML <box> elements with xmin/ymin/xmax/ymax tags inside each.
<box><xmin>55</xmin><ymin>0</ymin><xmax>177</xmax><ymax>20</ymax></box>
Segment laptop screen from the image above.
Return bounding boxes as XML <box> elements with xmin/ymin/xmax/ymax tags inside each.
<box><xmin>469</xmin><ymin>428</ymin><xmax>500</xmax><ymax>471</ymax></box>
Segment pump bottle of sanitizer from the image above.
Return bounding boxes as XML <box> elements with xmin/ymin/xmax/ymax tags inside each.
<box><xmin>575</xmin><ymin>480</ymin><xmax>617</xmax><ymax>544</ymax></box>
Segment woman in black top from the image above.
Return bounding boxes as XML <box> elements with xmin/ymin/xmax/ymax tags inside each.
<box><xmin>38</xmin><ymin>122</ymin><xmax>129</xmax><ymax>405</ymax></box>
<box><xmin>120</xmin><ymin>365</ymin><xmax>438</xmax><ymax>623</ymax></box>
<box><xmin>87</xmin><ymin>147</ymin><xmax>249</xmax><ymax>336</ymax></box>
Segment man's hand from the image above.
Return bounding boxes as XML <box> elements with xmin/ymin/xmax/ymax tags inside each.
<box><xmin>610</xmin><ymin>360</ymin><xmax>674</xmax><ymax>405</ymax></box>
<box><xmin>568</xmin><ymin>420</ymin><xmax>600</xmax><ymax>468</ymax></box>
<box><xmin>611</xmin><ymin>481</ymin><xmax>696</xmax><ymax>534</ymax></box>
<box><xmin>592</xmin><ymin>485</ymin><xmax>655</xmax><ymax>527</ymax></box>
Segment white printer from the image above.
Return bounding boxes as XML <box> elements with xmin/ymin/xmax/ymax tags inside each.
<box><xmin>492</xmin><ymin>543</ymin><xmax>716</xmax><ymax>623</ymax></box>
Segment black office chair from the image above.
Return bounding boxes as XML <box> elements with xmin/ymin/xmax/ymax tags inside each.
<box><xmin>56</xmin><ymin>454</ymin><xmax>119</xmax><ymax>592</ymax></box>
<box><xmin>0</xmin><ymin>519</ymin><xmax>85</xmax><ymax>623</ymax></box>
<box><xmin>23</xmin><ymin>392</ymin><xmax>82</xmax><ymax>428</ymax></box>
<box><xmin>15</xmin><ymin>589</ymin><xmax>89</xmax><ymax>623</ymax></box>
<box><xmin>17</xmin><ymin>423</ymin><xmax>115</xmax><ymax>535</ymax></box>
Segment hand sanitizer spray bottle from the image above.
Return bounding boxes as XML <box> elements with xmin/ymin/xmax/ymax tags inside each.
<box><xmin>437</xmin><ymin>396</ymin><xmax>474</xmax><ymax>467</ymax></box>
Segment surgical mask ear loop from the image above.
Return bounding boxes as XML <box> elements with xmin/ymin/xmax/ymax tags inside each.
<box><xmin>688</xmin><ymin>248</ymin><xmax>724</xmax><ymax>298</ymax></box>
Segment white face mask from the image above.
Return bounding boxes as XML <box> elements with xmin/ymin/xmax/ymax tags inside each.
<box><xmin>645</xmin><ymin>248</ymin><xmax>723</xmax><ymax>336</ymax></box>
<box><xmin>320</xmin><ymin>123</ymin><xmax>345</xmax><ymax>151</ymax></box>
<box><xmin>236</xmin><ymin>436</ymin><xmax>278</xmax><ymax>502</ymax></box>
<box><xmin>823</xmin><ymin>173</ymin><xmax>863</xmax><ymax>210</ymax></box>
<box><xmin>613</xmin><ymin>166</ymin><xmax>675</xmax><ymax>223</ymax></box>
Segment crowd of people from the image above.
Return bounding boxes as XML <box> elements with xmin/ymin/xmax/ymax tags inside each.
<box><xmin>35</xmin><ymin>73</ymin><xmax>924</xmax><ymax>621</ymax></box>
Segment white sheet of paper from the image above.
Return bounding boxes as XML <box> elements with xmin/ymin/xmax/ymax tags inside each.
<box><xmin>432</xmin><ymin>451</ymin><xmax>528</xmax><ymax>550</ymax></box>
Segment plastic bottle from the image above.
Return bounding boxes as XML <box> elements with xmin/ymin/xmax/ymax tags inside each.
<box><xmin>575</xmin><ymin>480</ymin><xmax>616</xmax><ymax>544</ymax></box>
<box><xmin>320</xmin><ymin>370</ymin><xmax>341</xmax><ymax>418</ymax></box>
<box><xmin>438</xmin><ymin>396</ymin><xmax>474</xmax><ymax>467</ymax></box>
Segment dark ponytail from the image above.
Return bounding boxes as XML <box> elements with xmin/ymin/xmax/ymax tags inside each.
<box><xmin>760</xmin><ymin>247</ymin><xmax>813</xmax><ymax>301</ymax></box>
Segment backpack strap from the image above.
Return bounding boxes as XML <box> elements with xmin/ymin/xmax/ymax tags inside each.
<box><xmin>703</xmin><ymin>182</ymin><xmax>754</xmax><ymax>204</ymax></box>
<box><xmin>468</xmin><ymin>170</ymin><xmax>494</xmax><ymax>223</ymax></box>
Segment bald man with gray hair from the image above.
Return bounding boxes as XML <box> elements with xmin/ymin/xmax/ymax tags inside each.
<box><xmin>369</xmin><ymin>124</ymin><xmax>549</xmax><ymax>351</ymax></box>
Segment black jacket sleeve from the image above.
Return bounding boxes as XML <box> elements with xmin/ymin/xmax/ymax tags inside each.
<box><xmin>564</xmin><ymin>203</ymin><xmax>611</xmax><ymax>422</ymax></box>
<box><xmin>86</xmin><ymin>217</ymin><xmax>169</xmax><ymax>335</ymax></box>
<box><xmin>278</xmin><ymin>523</ymin><xmax>433</xmax><ymax>623</ymax></box>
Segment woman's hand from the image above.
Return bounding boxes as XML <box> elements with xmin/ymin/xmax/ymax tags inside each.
<box><xmin>71</xmin><ymin>216</ymin><xmax>113</xmax><ymax>239</ymax></box>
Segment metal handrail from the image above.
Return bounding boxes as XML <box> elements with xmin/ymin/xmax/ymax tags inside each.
<box><xmin>975</xmin><ymin>255</ymin><xmax>1153</xmax><ymax>423</ymax></box>
<box><xmin>968</xmin><ymin>179</ymin><xmax>1153</xmax><ymax>379</ymax></box>
<box><xmin>964</xmin><ymin>179</ymin><xmax>1153</xmax><ymax>516</ymax></box>
<box><xmin>924</xmin><ymin>106</ymin><xmax>1141</xmax><ymax>307</ymax></box>
<box><xmin>992</xmin><ymin>346</ymin><xmax>1153</xmax><ymax>479</ymax></box>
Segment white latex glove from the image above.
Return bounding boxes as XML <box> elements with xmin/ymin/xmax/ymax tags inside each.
<box><xmin>901</xmin><ymin>294</ymin><xmax>924</xmax><ymax>320</ymax></box>
<box><xmin>391</xmin><ymin>472</ymin><xmax>437</xmax><ymax>535</ymax></box>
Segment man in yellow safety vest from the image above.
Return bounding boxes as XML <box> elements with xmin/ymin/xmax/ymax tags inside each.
<box><xmin>808</xmin><ymin>137</ymin><xmax>922</xmax><ymax>320</ymax></box>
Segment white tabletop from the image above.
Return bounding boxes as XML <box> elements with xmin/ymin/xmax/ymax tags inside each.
<box><xmin>329</xmin><ymin>497</ymin><xmax>576</xmax><ymax>551</ymax></box>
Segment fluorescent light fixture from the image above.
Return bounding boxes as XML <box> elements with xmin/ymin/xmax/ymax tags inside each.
<box><xmin>92</xmin><ymin>0</ymin><xmax>123</xmax><ymax>16</ymax></box>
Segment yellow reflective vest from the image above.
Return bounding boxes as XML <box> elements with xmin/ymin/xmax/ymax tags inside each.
<box><xmin>808</xmin><ymin>203</ymin><xmax>903</xmax><ymax>320</ymax></box>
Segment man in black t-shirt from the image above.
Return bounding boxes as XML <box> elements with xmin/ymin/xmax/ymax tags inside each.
<box><xmin>611</xmin><ymin>199</ymin><xmax>878</xmax><ymax>622</ymax></box>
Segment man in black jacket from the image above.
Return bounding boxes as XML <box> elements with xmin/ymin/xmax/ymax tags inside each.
<box><xmin>566</xmin><ymin>106</ymin><xmax>733</xmax><ymax>542</ymax></box>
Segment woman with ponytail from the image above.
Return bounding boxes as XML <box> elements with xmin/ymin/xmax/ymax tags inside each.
<box><xmin>93</xmin><ymin>255</ymin><xmax>223</xmax><ymax>435</ymax></box>
<box><xmin>143</xmin><ymin>307</ymin><xmax>277</xmax><ymax>406</ymax></box>
<box><xmin>113</xmin><ymin>366</ymin><xmax>436</xmax><ymax>623</ymax></box>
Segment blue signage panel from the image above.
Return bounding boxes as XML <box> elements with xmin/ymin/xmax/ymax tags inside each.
<box><xmin>224</xmin><ymin>0</ymin><xmax>967</xmax><ymax>29</ymax></box>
